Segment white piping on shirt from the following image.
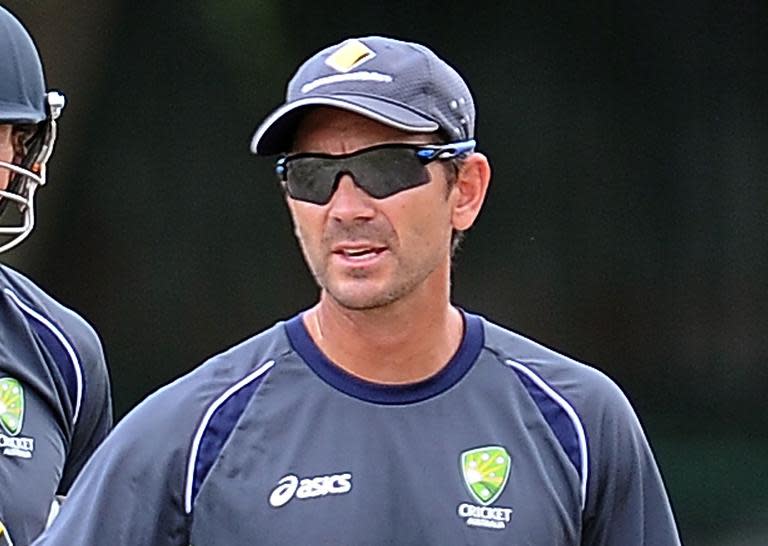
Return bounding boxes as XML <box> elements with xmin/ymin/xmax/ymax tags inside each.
<box><xmin>505</xmin><ymin>359</ymin><xmax>589</xmax><ymax>510</ymax></box>
<box><xmin>184</xmin><ymin>359</ymin><xmax>275</xmax><ymax>514</ymax></box>
<box><xmin>3</xmin><ymin>288</ymin><xmax>84</xmax><ymax>425</ymax></box>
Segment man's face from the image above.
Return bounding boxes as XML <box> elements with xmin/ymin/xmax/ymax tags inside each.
<box><xmin>286</xmin><ymin>107</ymin><xmax>459</xmax><ymax>311</ymax></box>
<box><xmin>0</xmin><ymin>125</ymin><xmax>14</xmax><ymax>190</ymax></box>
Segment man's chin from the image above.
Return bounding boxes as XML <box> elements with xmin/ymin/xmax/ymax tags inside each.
<box><xmin>328</xmin><ymin>294</ymin><xmax>394</xmax><ymax>311</ymax></box>
<box><xmin>324</xmin><ymin>283</ymin><xmax>401</xmax><ymax>311</ymax></box>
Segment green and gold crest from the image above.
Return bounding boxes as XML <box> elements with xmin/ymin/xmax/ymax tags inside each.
<box><xmin>461</xmin><ymin>446</ymin><xmax>511</xmax><ymax>505</ymax></box>
<box><xmin>0</xmin><ymin>377</ymin><xmax>24</xmax><ymax>436</ymax></box>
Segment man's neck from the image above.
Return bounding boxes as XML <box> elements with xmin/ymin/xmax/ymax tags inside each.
<box><xmin>303</xmin><ymin>294</ymin><xmax>464</xmax><ymax>385</ymax></box>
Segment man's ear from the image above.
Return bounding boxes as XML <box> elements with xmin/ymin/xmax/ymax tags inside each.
<box><xmin>451</xmin><ymin>152</ymin><xmax>491</xmax><ymax>231</ymax></box>
<box><xmin>11</xmin><ymin>127</ymin><xmax>30</xmax><ymax>161</ymax></box>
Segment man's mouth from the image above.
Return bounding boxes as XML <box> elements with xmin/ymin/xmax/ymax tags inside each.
<box><xmin>333</xmin><ymin>244</ymin><xmax>388</xmax><ymax>262</ymax></box>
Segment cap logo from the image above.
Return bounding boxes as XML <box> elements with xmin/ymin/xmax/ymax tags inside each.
<box><xmin>300</xmin><ymin>71</ymin><xmax>392</xmax><ymax>94</ymax></box>
<box><xmin>325</xmin><ymin>39</ymin><xmax>376</xmax><ymax>73</ymax></box>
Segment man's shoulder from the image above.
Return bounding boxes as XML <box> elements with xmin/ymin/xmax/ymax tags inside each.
<box><xmin>477</xmin><ymin>314</ymin><xmax>626</xmax><ymax>410</ymax></box>
<box><xmin>187</xmin><ymin>319</ymin><xmax>294</xmax><ymax>389</ymax></box>
<box><xmin>91</xmin><ymin>318</ymin><xmax>293</xmax><ymax>507</ymax></box>
<box><xmin>0</xmin><ymin>263</ymin><xmax>101</xmax><ymax>351</ymax></box>
<box><xmin>1</xmin><ymin>262</ymin><xmax>59</xmax><ymax>304</ymax></box>
<box><xmin>476</xmin><ymin>314</ymin><xmax>646</xmax><ymax>487</ymax></box>
<box><xmin>0</xmin><ymin>262</ymin><xmax>108</xmax><ymax>409</ymax></box>
<box><xmin>116</xmin><ymin>319</ymin><xmax>293</xmax><ymax>438</ymax></box>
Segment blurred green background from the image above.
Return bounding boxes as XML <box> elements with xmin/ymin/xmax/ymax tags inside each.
<box><xmin>3</xmin><ymin>2</ymin><xmax>767</xmax><ymax>544</ymax></box>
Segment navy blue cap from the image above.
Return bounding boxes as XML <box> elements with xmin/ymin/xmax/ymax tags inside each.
<box><xmin>250</xmin><ymin>36</ymin><xmax>475</xmax><ymax>155</ymax></box>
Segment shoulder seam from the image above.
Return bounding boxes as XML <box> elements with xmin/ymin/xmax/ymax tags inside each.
<box><xmin>3</xmin><ymin>287</ymin><xmax>84</xmax><ymax>425</ymax></box>
<box><xmin>183</xmin><ymin>358</ymin><xmax>276</xmax><ymax>514</ymax></box>
<box><xmin>503</xmin><ymin>357</ymin><xmax>589</xmax><ymax>510</ymax></box>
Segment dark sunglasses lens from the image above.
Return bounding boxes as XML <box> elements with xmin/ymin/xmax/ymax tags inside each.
<box><xmin>353</xmin><ymin>148</ymin><xmax>430</xmax><ymax>198</ymax></box>
<box><xmin>282</xmin><ymin>147</ymin><xmax>432</xmax><ymax>204</ymax></box>
<box><xmin>284</xmin><ymin>158</ymin><xmax>338</xmax><ymax>204</ymax></box>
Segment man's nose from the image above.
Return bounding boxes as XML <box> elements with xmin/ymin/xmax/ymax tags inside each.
<box><xmin>327</xmin><ymin>174</ymin><xmax>376</xmax><ymax>222</ymax></box>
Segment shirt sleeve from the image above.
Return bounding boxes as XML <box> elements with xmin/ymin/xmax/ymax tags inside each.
<box><xmin>31</xmin><ymin>384</ymin><xmax>192</xmax><ymax>546</ymax></box>
<box><xmin>57</xmin><ymin>322</ymin><xmax>112</xmax><ymax>493</ymax></box>
<box><xmin>579</xmin><ymin>375</ymin><xmax>681</xmax><ymax>545</ymax></box>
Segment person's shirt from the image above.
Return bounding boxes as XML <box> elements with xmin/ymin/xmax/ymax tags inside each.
<box><xmin>0</xmin><ymin>264</ymin><xmax>112</xmax><ymax>545</ymax></box>
<box><xmin>32</xmin><ymin>311</ymin><xmax>679</xmax><ymax>545</ymax></box>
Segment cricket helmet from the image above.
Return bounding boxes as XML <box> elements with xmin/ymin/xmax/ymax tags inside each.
<box><xmin>0</xmin><ymin>6</ymin><xmax>65</xmax><ymax>254</ymax></box>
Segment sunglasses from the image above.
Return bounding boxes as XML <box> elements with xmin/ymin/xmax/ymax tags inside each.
<box><xmin>275</xmin><ymin>139</ymin><xmax>476</xmax><ymax>205</ymax></box>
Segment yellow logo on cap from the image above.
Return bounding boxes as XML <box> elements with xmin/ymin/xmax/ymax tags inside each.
<box><xmin>325</xmin><ymin>39</ymin><xmax>376</xmax><ymax>73</ymax></box>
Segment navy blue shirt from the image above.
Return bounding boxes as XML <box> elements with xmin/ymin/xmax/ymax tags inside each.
<box><xmin>0</xmin><ymin>264</ymin><xmax>112</xmax><ymax>545</ymax></box>
<box><xmin>34</xmin><ymin>311</ymin><xmax>678</xmax><ymax>545</ymax></box>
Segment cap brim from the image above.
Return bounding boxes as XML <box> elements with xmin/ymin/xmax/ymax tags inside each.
<box><xmin>250</xmin><ymin>95</ymin><xmax>440</xmax><ymax>155</ymax></box>
<box><xmin>0</xmin><ymin>103</ymin><xmax>46</xmax><ymax>124</ymax></box>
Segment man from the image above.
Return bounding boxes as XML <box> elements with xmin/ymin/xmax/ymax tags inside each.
<box><xmin>0</xmin><ymin>6</ymin><xmax>112</xmax><ymax>545</ymax></box>
<box><xmin>34</xmin><ymin>36</ymin><xmax>680</xmax><ymax>545</ymax></box>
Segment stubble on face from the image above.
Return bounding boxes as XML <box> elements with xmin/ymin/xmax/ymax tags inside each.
<box><xmin>290</xmin><ymin>191</ymin><xmax>452</xmax><ymax>312</ymax></box>
<box><xmin>294</xmin><ymin>216</ymin><xmax>446</xmax><ymax>311</ymax></box>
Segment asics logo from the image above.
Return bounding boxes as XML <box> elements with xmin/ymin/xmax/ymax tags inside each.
<box><xmin>269</xmin><ymin>472</ymin><xmax>352</xmax><ymax>508</ymax></box>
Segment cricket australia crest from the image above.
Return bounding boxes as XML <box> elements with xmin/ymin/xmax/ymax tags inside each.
<box><xmin>0</xmin><ymin>377</ymin><xmax>34</xmax><ymax>459</ymax></box>
<box><xmin>457</xmin><ymin>445</ymin><xmax>513</xmax><ymax>529</ymax></box>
